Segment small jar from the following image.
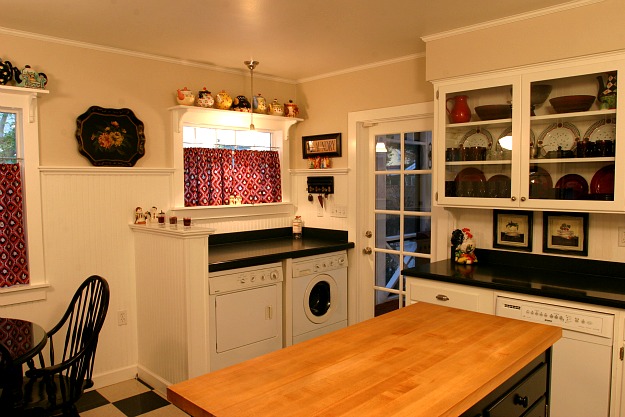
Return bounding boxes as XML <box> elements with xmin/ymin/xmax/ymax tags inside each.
<box><xmin>292</xmin><ymin>216</ymin><xmax>303</xmax><ymax>239</ymax></box>
<box><xmin>169</xmin><ymin>216</ymin><xmax>178</xmax><ymax>229</ymax></box>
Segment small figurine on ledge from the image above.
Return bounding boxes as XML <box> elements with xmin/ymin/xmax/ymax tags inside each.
<box><xmin>451</xmin><ymin>227</ymin><xmax>477</xmax><ymax>264</ymax></box>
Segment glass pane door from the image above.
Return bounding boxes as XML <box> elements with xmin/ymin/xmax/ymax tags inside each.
<box><xmin>369</xmin><ymin>119</ymin><xmax>432</xmax><ymax>316</ymax></box>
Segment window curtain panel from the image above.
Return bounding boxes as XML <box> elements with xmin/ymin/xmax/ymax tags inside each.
<box><xmin>184</xmin><ymin>148</ymin><xmax>282</xmax><ymax>206</ymax></box>
<box><xmin>184</xmin><ymin>148</ymin><xmax>233</xmax><ymax>206</ymax></box>
<box><xmin>232</xmin><ymin>150</ymin><xmax>282</xmax><ymax>204</ymax></box>
<box><xmin>0</xmin><ymin>163</ymin><xmax>29</xmax><ymax>287</ymax></box>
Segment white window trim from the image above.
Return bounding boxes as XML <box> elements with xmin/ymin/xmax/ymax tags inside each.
<box><xmin>0</xmin><ymin>86</ymin><xmax>49</xmax><ymax>305</ymax></box>
<box><xmin>169</xmin><ymin>106</ymin><xmax>301</xmax><ymax>216</ymax></box>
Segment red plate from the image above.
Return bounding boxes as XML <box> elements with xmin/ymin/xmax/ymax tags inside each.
<box><xmin>555</xmin><ymin>174</ymin><xmax>588</xmax><ymax>199</ymax></box>
<box><xmin>454</xmin><ymin>167</ymin><xmax>486</xmax><ymax>184</ymax></box>
<box><xmin>590</xmin><ymin>165</ymin><xmax>615</xmax><ymax>195</ymax></box>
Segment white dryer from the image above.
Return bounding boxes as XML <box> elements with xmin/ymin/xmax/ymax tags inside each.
<box><xmin>291</xmin><ymin>251</ymin><xmax>347</xmax><ymax>344</ymax></box>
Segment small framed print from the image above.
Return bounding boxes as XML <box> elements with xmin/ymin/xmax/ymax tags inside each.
<box><xmin>493</xmin><ymin>210</ymin><xmax>533</xmax><ymax>252</ymax></box>
<box><xmin>542</xmin><ymin>212</ymin><xmax>588</xmax><ymax>256</ymax></box>
<box><xmin>302</xmin><ymin>133</ymin><xmax>342</xmax><ymax>158</ymax></box>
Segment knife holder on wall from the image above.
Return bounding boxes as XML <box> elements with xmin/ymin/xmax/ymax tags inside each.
<box><xmin>307</xmin><ymin>176</ymin><xmax>334</xmax><ymax>194</ymax></box>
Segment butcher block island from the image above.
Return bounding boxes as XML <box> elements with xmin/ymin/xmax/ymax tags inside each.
<box><xmin>167</xmin><ymin>303</ymin><xmax>561</xmax><ymax>417</ymax></box>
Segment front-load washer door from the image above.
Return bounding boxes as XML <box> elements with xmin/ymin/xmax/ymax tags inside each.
<box><xmin>304</xmin><ymin>274</ymin><xmax>338</xmax><ymax>324</ymax></box>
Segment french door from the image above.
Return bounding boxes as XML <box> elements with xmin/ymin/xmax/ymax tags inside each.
<box><xmin>367</xmin><ymin>118</ymin><xmax>433</xmax><ymax>315</ymax></box>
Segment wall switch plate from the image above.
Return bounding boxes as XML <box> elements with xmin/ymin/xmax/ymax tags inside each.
<box><xmin>619</xmin><ymin>227</ymin><xmax>625</xmax><ymax>247</ymax></box>
<box><xmin>331</xmin><ymin>205</ymin><xmax>347</xmax><ymax>218</ymax></box>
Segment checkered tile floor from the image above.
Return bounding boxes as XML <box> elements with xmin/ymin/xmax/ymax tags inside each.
<box><xmin>75</xmin><ymin>379</ymin><xmax>189</xmax><ymax>417</ymax></box>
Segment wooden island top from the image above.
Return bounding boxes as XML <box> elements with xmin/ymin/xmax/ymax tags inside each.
<box><xmin>167</xmin><ymin>303</ymin><xmax>561</xmax><ymax>417</ymax></box>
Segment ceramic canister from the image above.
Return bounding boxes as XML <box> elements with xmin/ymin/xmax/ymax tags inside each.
<box><xmin>268</xmin><ymin>98</ymin><xmax>284</xmax><ymax>116</ymax></box>
<box><xmin>196</xmin><ymin>88</ymin><xmax>214</xmax><ymax>108</ymax></box>
<box><xmin>215</xmin><ymin>90</ymin><xmax>233</xmax><ymax>110</ymax></box>
<box><xmin>253</xmin><ymin>93</ymin><xmax>267</xmax><ymax>114</ymax></box>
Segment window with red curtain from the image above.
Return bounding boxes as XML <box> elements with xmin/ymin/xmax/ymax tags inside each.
<box><xmin>0</xmin><ymin>163</ymin><xmax>29</xmax><ymax>287</ymax></box>
<box><xmin>184</xmin><ymin>148</ymin><xmax>282</xmax><ymax>206</ymax></box>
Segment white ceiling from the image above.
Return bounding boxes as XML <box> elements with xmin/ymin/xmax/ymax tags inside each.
<box><xmin>0</xmin><ymin>0</ymin><xmax>585</xmax><ymax>82</ymax></box>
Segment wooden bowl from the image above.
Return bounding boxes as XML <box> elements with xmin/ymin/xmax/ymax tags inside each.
<box><xmin>549</xmin><ymin>95</ymin><xmax>595</xmax><ymax>113</ymax></box>
<box><xmin>474</xmin><ymin>105</ymin><xmax>512</xmax><ymax>121</ymax></box>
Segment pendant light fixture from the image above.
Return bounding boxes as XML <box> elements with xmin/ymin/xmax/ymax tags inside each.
<box><xmin>244</xmin><ymin>60</ymin><xmax>259</xmax><ymax>130</ymax></box>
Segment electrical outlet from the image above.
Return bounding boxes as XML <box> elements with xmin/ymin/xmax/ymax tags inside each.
<box><xmin>117</xmin><ymin>310</ymin><xmax>128</xmax><ymax>326</ymax></box>
<box><xmin>619</xmin><ymin>227</ymin><xmax>625</xmax><ymax>247</ymax></box>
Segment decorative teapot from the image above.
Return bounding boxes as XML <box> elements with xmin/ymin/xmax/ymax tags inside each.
<box><xmin>215</xmin><ymin>90</ymin><xmax>233</xmax><ymax>110</ymax></box>
<box><xmin>176</xmin><ymin>87</ymin><xmax>195</xmax><ymax>106</ymax></box>
<box><xmin>253</xmin><ymin>93</ymin><xmax>267</xmax><ymax>114</ymax></box>
<box><xmin>232</xmin><ymin>95</ymin><xmax>251</xmax><ymax>112</ymax></box>
<box><xmin>196</xmin><ymin>88</ymin><xmax>214</xmax><ymax>108</ymax></box>
<box><xmin>13</xmin><ymin>65</ymin><xmax>47</xmax><ymax>89</ymax></box>
<box><xmin>268</xmin><ymin>98</ymin><xmax>284</xmax><ymax>116</ymax></box>
<box><xmin>284</xmin><ymin>100</ymin><xmax>299</xmax><ymax>117</ymax></box>
<box><xmin>0</xmin><ymin>59</ymin><xmax>12</xmax><ymax>85</ymax></box>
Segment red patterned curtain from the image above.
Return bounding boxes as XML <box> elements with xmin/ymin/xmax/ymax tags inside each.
<box><xmin>184</xmin><ymin>148</ymin><xmax>282</xmax><ymax>206</ymax></box>
<box><xmin>232</xmin><ymin>150</ymin><xmax>282</xmax><ymax>204</ymax></box>
<box><xmin>0</xmin><ymin>163</ymin><xmax>29</xmax><ymax>287</ymax></box>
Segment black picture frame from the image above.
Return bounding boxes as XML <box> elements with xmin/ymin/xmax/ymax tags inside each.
<box><xmin>75</xmin><ymin>106</ymin><xmax>146</xmax><ymax>167</ymax></box>
<box><xmin>302</xmin><ymin>133</ymin><xmax>342</xmax><ymax>158</ymax></box>
<box><xmin>493</xmin><ymin>210</ymin><xmax>533</xmax><ymax>252</ymax></box>
<box><xmin>542</xmin><ymin>211</ymin><xmax>588</xmax><ymax>256</ymax></box>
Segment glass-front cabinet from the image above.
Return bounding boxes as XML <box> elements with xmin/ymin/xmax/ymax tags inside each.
<box><xmin>435</xmin><ymin>56</ymin><xmax>624</xmax><ymax>212</ymax></box>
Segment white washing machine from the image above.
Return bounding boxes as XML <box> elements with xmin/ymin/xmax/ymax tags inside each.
<box><xmin>291</xmin><ymin>251</ymin><xmax>347</xmax><ymax>344</ymax></box>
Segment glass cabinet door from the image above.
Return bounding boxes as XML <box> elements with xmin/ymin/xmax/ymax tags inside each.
<box><xmin>520</xmin><ymin>62</ymin><xmax>623</xmax><ymax>211</ymax></box>
<box><xmin>437</xmin><ymin>76</ymin><xmax>521</xmax><ymax>208</ymax></box>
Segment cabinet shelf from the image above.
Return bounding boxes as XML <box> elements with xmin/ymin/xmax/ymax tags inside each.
<box><xmin>531</xmin><ymin>108</ymin><xmax>616</xmax><ymax>123</ymax></box>
<box><xmin>530</xmin><ymin>157</ymin><xmax>615</xmax><ymax>164</ymax></box>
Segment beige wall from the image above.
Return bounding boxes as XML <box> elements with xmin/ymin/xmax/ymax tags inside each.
<box><xmin>426</xmin><ymin>0</ymin><xmax>625</xmax><ymax>81</ymax></box>
<box><xmin>0</xmin><ymin>32</ymin><xmax>297</xmax><ymax>167</ymax></box>
<box><xmin>294</xmin><ymin>57</ymin><xmax>433</xmax><ymax>169</ymax></box>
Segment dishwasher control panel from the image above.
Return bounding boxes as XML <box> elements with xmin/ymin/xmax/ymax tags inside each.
<box><xmin>209</xmin><ymin>262</ymin><xmax>283</xmax><ymax>294</ymax></box>
<box><xmin>496</xmin><ymin>296</ymin><xmax>614</xmax><ymax>338</ymax></box>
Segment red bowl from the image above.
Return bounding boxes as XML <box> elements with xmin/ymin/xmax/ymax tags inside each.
<box><xmin>549</xmin><ymin>95</ymin><xmax>595</xmax><ymax>113</ymax></box>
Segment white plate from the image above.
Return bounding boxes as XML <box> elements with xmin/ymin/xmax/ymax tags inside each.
<box><xmin>461</xmin><ymin>127</ymin><xmax>492</xmax><ymax>148</ymax></box>
<box><xmin>537</xmin><ymin>122</ymin><xmax>580</xmax><ymax>156</ymax></box>
<box><xmin>584</xmin><ymin>119</ymin><xmax>616</xmax><ymax>142</ymax></box>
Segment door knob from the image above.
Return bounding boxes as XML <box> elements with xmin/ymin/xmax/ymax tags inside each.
<box><xmin>365</xmin><ymin>230</ymin><xmax>372</xmax><ymax>238</ymax></box>
<box><xmin>362</xmin><ymin>247</ymin><xmax>372</xmax><ymax>255</ymax></box>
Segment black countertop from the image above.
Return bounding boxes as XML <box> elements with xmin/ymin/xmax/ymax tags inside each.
<box><xmin>402</xmin><ymin>249</ymin><xmax>625</xmax><ymax>309</ymax></box>
<box><xmin>208</xmin><ymin>227</ymin><xmax>354</xmax><ymax>272</ymax></box>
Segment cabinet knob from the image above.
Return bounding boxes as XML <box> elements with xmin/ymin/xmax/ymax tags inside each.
<box><xmin>511</xmin><ymin>196</ymin><xmax>516</xmax><ymax>201</ymax></box>
<box><xmin>520</xmin><ymin>196</ymin><xmax>526</xmax><ymax>202</ymax></box>
<box><xmin>513</xmin><ymin>394</ymin><xmax>529</xmax><ymax>408</ymax></box>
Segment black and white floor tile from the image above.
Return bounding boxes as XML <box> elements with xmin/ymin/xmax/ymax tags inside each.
<box><xmin>75</xmin><ymin>379</ymin><xmax>189</xmax><ymax>417</ymax></box>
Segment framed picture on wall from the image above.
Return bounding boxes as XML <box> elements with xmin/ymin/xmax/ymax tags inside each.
<box><xmin>492</xmin><ymin>210</ymin><xmax>533</xmax><ymax>251</ymax></box>
<box><xmin>542</xmin><ymin>212</ymin><xmax>588</xmax><ymax>256</ymax></box>
<box><xmin>302</xmin><ymin>133</ymin><xmax>342</xmax><ymax>158</ymax></box>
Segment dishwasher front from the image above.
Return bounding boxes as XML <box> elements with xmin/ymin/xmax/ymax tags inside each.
<box><xmin>496</xmin><ymin>295</ymin><xmax>614</xmax><ymax>417</ymax></box>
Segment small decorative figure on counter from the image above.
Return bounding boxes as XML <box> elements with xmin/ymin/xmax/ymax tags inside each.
<box><xmin>134</xmin><ymin>207</ymin><xmax>146</xmax><ymax>224</ymax></box>
<box><xmin>451</xmin><ymin>227</ymin><xmax>477</xmax><ymax>264</ymax></box>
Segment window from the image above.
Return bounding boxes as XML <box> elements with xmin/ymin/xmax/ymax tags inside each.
<box><xmin>0</xmin><ymin>87</ymin><xmax>47</xmax><ymax>303</ymax></box>
<box><xmin>182</xmin><ymin>127</ymin><xmax>282</xmax><ymax>206</ymax></box>
<box><xmin>0</xmin><ymin>110</ymin><xmax>28</xmax><ymax>287</ymax></box>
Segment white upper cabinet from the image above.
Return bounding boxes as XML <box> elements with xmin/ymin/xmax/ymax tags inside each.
<box><xmin>434</xmin><ymin>54</ymin><xmax>624</xmax><ymax>213</ymax></box>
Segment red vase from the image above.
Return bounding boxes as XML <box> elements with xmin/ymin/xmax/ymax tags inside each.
<box><xmin>446</xmin><ymin>95</ymin><xmax>472</xmax><ymax>123</ymax></box>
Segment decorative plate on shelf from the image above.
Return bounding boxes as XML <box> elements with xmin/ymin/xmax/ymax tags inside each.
<box><xmin>583</xmin><ymin>118</ymin><xmax>616</xmax><ymax>142</ymax></box>
<box><xmin>555</xmin><ymin>174</ymin><xmax>589</xmax><ymax>199</ymax></box>
<box><xmin>461</xmin><ymin>127</ymin><xmax>493</xmax><ymax>148</ymax></box>
<box><xmin>75</xmin><ymin>106</ymin><xmax>146</xmax><ymax>167</ymax></box>
<box><xmin>454</xmin><ymin>167</ymin><xmax>486</xmax><ymax>183</ymax></box>
<box><xmin>590</xmin><ymin>164</ymin><xmax>615</xmax><ymax>195</ymax></box>
<box><xmin>537</xmin><ymin>122</ymin><xmax>580</xmax><ymax>157</ymax></box>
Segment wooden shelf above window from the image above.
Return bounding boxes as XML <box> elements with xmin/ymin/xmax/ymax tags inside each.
<box><xmin>168</xmin><ymin>105</ymin><xmax>303</xmax><ymax>133</ymax></box>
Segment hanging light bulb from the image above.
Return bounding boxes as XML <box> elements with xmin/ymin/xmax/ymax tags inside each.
<box><xmin>244</xmin><ymin>60</ymin><xmax>259</xmax><ymax>130</ymax></box>
<box><xmin>376</xmin><ymin>138</ymin><xmax>387</xmax><ymax>153</ymax></box>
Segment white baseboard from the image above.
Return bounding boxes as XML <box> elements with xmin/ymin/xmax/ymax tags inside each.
<box><xmin>90</xmin><ymin>365</ymin><xmax>138</xmax><ymax>391</ymax></box>
<box><xmin>137</xmin><ymin>365</ymin><xmax>174</xmax><ymax>397</ymax></box>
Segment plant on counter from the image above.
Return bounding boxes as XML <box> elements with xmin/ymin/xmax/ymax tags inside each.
<box><xmin>451</xmin><ymin>228</ymin><xmax>477</xmax><ymax>265</ymax></box>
